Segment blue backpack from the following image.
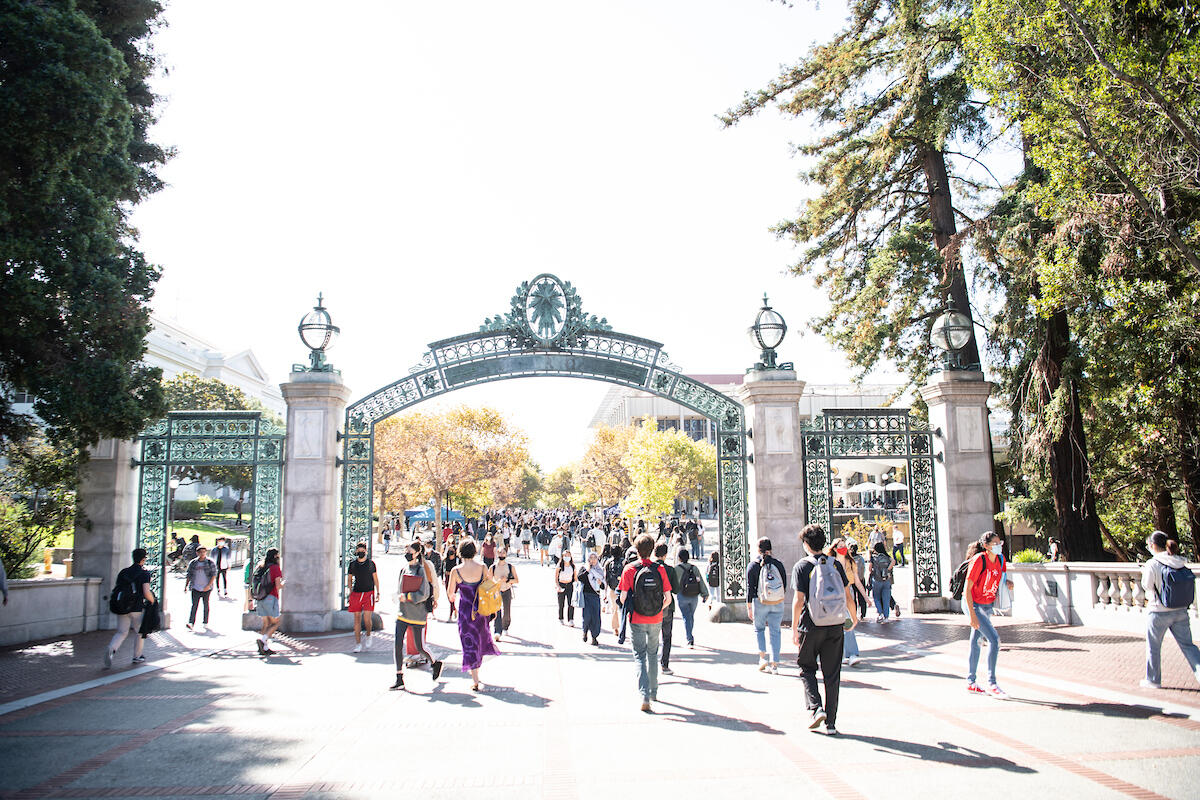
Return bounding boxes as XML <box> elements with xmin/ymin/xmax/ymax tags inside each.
<box><xmin>1161</xmin><ymin>564</ymin><xmax>1196</xmax><ymax>609</ymax></box>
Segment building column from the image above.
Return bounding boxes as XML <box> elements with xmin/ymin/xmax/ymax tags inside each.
<box><xmin>73</xmin><ymin>438</ymin><xmax>138</xmax><ymax>631</ymax></box>
<box><xmin>918</xmin><ymin>370</ymin><xmax>997</xmax><ymax>611</ymax></box>
<box><xmin>279</xmin><ymin>371</ymin><xmax>351</xmax><ymax>632</ymax></box>
<box><xmin>735</xmin><ymin>369</ymin><xmax>806</xmax><ymax>620</ymax></box>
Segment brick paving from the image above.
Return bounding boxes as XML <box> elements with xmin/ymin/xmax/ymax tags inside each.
<box><xmin>1</xmin><ymin>552</ymin><xmax>1198</xmax><ymax>799</ymax></box>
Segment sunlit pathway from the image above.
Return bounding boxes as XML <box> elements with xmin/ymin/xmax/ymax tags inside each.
<box><xmin>2</xmin><ymin>550</ymin><xmax>1199</xmax><ymax>800</ymax></box>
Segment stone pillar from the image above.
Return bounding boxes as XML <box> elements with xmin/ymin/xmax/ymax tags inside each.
<box><xmin>918</xmin><ymin>370</ymin><xmax>997</xmax><ymax>611</ymax></box>
<box><xmin>73</xmin><ymin>438</ymin><xmax>138</xmax><ymax>630</ymax></box>
<box><xmin>736</xmin><ymin>369</ymin><xmax>806</xmax><ymax>620</ymax></box>
<box><xmin>278</xmin><ymin>371</ymin><xmax>351</xmax><ymax>632</ymax></box>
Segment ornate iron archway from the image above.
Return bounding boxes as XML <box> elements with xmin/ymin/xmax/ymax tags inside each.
<box><xmin>340</xmin><ymin>275</ymin><xmax>751</xmax><ymax>604</ymax></box>
<box><xmin>800</xmin><ymin>409</ymin><xmax>942</xmax><ymax>597</ymax></box>
<box><xmin>134</xmin><ymin>411</ymin><xmax>286</xmax><ymax>599</ymax></box>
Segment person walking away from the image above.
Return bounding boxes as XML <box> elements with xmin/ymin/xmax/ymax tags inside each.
<box><xmin>556</xmin><ymin>551</ymin><xmax>576</xmax><ymax>625</ymax></box>
<box><xmin>492</xmin><ymin>547</ymin><xmax>518</xmax><ymax>641</ymax></box>
<box><xmin>234</xmin><ymin>497</ymin><xmax>243</xmax><ymax>527</ymax></box>
<box><xmin>655</xmin><ymin>542</ymin><xmax>680</xmax><ymax>674</ymax></box>
<box><xmin>792</xmin><ymin>524</ymin><xmax>857</xmax><ymax>735</ymax></box>
<box><xmin>184</xmin><ymin>546</ymin><xmax>216</xmax><ymax>632</ymax></box>
<box><xmin>891</xmin><ymin>528</ymin><xmax>906</xmax><ymax>566</ymax></box>
<box><xmin>603</xmin><ymin>545</ymin><xmax>625</xmax><ymax>633</ymax></box>
<box><xmin>675</xmin><ymin>548</ymin><xmax>708</xmax><ymax>647</ymax></box>
<box><xmin>1141</xmin><ymin>530</ymin><xmax>1200</xmax><ymax>688</ymax></box>
<box><xmin>104</xmin><ymin>548</ymin><xmax>156</xmax><ymax>668</ymax></box>
<box><xmin>849</xmin><ymin>542</ymin><xmax>869</xmax><ymax>620</ymax></box>
<box><xmin>212</xmin><ymin>537</ymin><xmax>231</xmax><ymax>598</ymax></box>
<box><xmin>746</xmin><ymin>537</ymin><xmax>788</xmax><ymax>673</ymax></box>
<box><xmin>618</xmin><ymin>534</ymin><xmax>674</xmax><ymax>712</ymax></box>
<box><xmin>182</xmin><ymin>535</ymin><xmax>200</xmax><ymax>562</ymax></box>
<box><xmin>579</xmin><ymin>551</ymin><xmax>604</xmax><ymax>646</ymax></box>
<box><xmin>447</xmin><ymin>539</ymin><xmax>500</xmax><ymax>691</ymax></box>
<box><xmin>867</xmin><ymin>525</ymin><xmax>885</xmax><ymax>552</ymax></box>
<box><xmin>521</xmin><ymin>523</ymin><xmax>532</xmax><ymax>559</ymax></box>
<box><xmin>347</xmin><ymin>541</ymin><xmax>380</xmax><ymax>652</ymax></box>
<box><xmin>254</xmin><ymin>549</ymin><xmax>284</xmax><ymax>655</ymax></box>
<box><xmin>706</xmin><ymin>552</ymin><xmax>721</xmax><ymax>608</ymax></box>
<box><xmin>831</xmin><ymin>539</ymin><xmax>863</xmax><ymax>667</ymax></box>
<box><xmin>391</xmin><ymin>541</ymin><xmax>444</xmax><ymax>690</ymax></box>
<box><xmin>964</xmin><ymin>532</ymin><xmax>1014</xmax><ymax>698</ymax></box>
<box><xmin>868</xmin><ymin>543</ymin><xmax>895</xmax><ymax>622</ymax></box>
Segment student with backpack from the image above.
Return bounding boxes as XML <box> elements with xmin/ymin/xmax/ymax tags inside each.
<box><xmin>253</xmin><ymin>549</ymin><xmax>283</xmax><ymax>655</ymax></box>
<box><xmin>746</xmin><ymin>537</ymin><xmax>788</xmax><ymax>674</ymax></box>
<box><xmin>104</xmin><ymin>548</ymin><xmax>156</xmax><ymax>669</ymax></box>
<box><xmin>618</xmin><ymin>534</ymin><xmax>674</xmax><ymax>713</ymax></box>
<box><xmin>791</xmin><ymin>524</ymin><xmax>857</xmax><ymax>736</ymax></box>
<box><xmin>964</xmin><ymin>532</ymin><xmax>1015</xmax><ymax>699</ymax></box>
<box><xmin>868</xmin><ymin>542</ymin><xmax>895</xmax><ymax>623</ymax></box>
<box><xmin>1141</xmin><ymin>530</ymin><xmax>1200</xmax><ymax>689</ymax></box>
<box><xmin>675</xmin><ymin>548</ymin><xmax>709</xmax><ymax>648</ymax></box>
<box><xmin>654</xmin><ymin>542</ymin><xmax>680</xmax><ymax>674</ymax></box>
<box><xmin>706</xmin><ymin>551</ymin><xmax>721</xmax><ymax>607</ymax></box>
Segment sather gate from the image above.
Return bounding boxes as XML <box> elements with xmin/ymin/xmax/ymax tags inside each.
<box><xmin>338</xmin><ymin>275</ymin><xmax>752</xmax><ymax>604</ymax></box>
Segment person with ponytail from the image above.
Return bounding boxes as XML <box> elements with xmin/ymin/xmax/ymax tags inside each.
<box><xmin>1140</xmin><ymin>531</ymin><xmax>1200</xmax><ymax>689</ymax></box>
<box><xmin>964</xmin><ymin>532</ymin><xmax>1014</xmax><ymax>699</ymax></box>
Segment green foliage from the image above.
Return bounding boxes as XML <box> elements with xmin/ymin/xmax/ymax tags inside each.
<box><xmin>1012</xmin><ymin>548</ymin><xmax>1048</xmax><ymax>564</ymax></box>
<box><xmin>542</xmin><ymin>465</ymin><xmax>576</xmax><ymax>508</ymax></box>
<box><xmin>0</xmin><ymin>434</ymin><xmax>80</xmax><ymax>577</ymax></box>
<box><xmin>619</xmin><ymin>419</ymin><xmax>718</xmax><ymax>520</ymax></box>
<box><xmin>0</xmin><ymin>0</ymin><xmax>169</xmax><ymax>447</ymax></box>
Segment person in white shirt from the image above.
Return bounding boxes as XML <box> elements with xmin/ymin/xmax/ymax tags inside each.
<box><xmin>1140</xmin><ymin>530</ymin><xmax>1200</xmax><ymax>689</ymax></box>
<box><xmin>891</xmin><ymin>528</ymin><xmax>907</xmax><ymax>566</ymax></box>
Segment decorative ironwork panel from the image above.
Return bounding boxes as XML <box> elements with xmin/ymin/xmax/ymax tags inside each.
<box><xmin>253</xmin><ymin>464</ymin><xmax>283</xmax><ymax>564</ymax></box>
<box><xmin>804</xmin><ymin>457</ymin><xmax>832</xmax><ymax>531</ymax></box>
<box><xmin>136</xmin><ymin>465</ymin><xmax>168</xmax><ymax>595</ymax></box>
<box><xmin>718</xmin><ymin>457</ymin><xmax>749</xmax><ymax>599</ymax></box>
<box><xmin>909</xmin><ymin>457</ymin><xmax>940</xmax><ymax>596</ymax></box>
<box><xmin>342</xmin><ymin>462</ymin><xmax>373</xmax><ymax>571</ymax></box>
<box><xmin>169</xmin><ymin>438</ymin><xmax>256</xmax><ymax>464</ymax></box>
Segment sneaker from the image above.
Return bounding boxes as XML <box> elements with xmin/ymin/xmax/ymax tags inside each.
<box><xmin>894</xmin><ymin>608</ymin><xmax>902</xmax><ymax>618</ymax></box>
<box><xmin>986</xmin><ymin>684</ymin><xmax>1010</xmax><ymax>700</ymax></box>
<box><xmin>808</xmin><ymin>708</ymin><xmax>827</xmax><ymax>729</ymax></box>
<box><xmin>103</xmin><ymin>649</ymin><xmax>114</xmax><ymax>669</ymax></box>
<box><xmin>390</xmin><ymin>675</ymin><xmax>405</xmax><ymax>691</ymax></box>
<box><xmin>640</xmin><ymin>700</ymin><xmax>652</xmax><ymax>713</ymax></box>
<box><xmin>770</xmin><ymin>663</ymin><xmax>779</xmax><ymax>674</ymax></box>
<box><xmin>256</xmin><ymin>639</ymin><xmax>265</xmax><ymax>655</ymax></box>
<box><xmin>758</xmin><ymin>657</ymin><xmax>769</xmax><ymax>672</ymax></box>
<box><xmin>687</xmin><ymin>641</ymin><xmax>695</xmax><ymax>648</ymax></box>
<box><xmin>662</xmin><ymin>666</ymin><xmax>674</xmax><ymax>675</ymax></box>
<box><xmin>132</xmin><ymin>655</ymin><xmax>146</xmax><ymax>664</ymax></box>
<box><xmin>847</xmin><ymin>656</ymin><xmax>862</xmax><ymax>667</ymax></box>
<box><xmin>825</xmin><ymin>725</ymin><xmax>839</xmax><ymax>736</ymax></box>
<box><xmin>186</xmin><ymin>623</ymin><xmax>193</xmax><ymax>631</ymax></box>
<box><xmin>362</xmin><ymin>637</ymin><xmax>371</xmax><ymax>651</ymax></box>
<box><xmin>353</xmin><ymin>642</ymin><xmax>363</xmax><ymax>653</ymax></box>
<box><xmin>966</xmin><ymin>682</ymin><xmax>985</xmax><ymax>694</ymax></box>
<box><xmin>875</xmin><ymin>615</ymin><xmax>884</xmax><ymax>624</ymax></box>
<box><xmin>432</xmin><ymin>660</ymin><xmax>444</xmax><ymax>681</ymax></box>
<box><xmin>1139</xmin><ymin>679</ymin><xmax>1161</xmax><ymax>689</ymax></box>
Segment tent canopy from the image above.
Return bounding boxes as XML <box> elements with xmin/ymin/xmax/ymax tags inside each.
<box><xmin>847</xmin><ymin>481</ymin><xmax>884</xmax><ymax>493</ymax></box>
<box><xmin>404</xmin><ymin>506</ymin><xmax>465</xmax><ymax>523</ymax></box>
<box><xmin>883</xmin><ymin>481</ymin><xmax>909</xmax><ymax>491</ymax></box>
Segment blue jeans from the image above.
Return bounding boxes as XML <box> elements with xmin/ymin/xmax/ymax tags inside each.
<box><xmin>844</xmin><ymin>628</ymin><xmax>860</xmax><ymax>658</ymax></box>
<box><xmin>582</xmin><ymin>592</ymin><xmax>601</xmax><ymax>640</ymax></box>
<box><xmin>690</xmin><ymin>538</ymin><xmax>701</xmax><ymax>560</ymax></box>
<box><xmin>967</xmin><ymin>602</ymin><xmax>1000</xmax><ymax>685</ymax></box>
<box><xmin>678</xmin><ymin>594</ymin><xmax>699</xmax><ymax>644</ymax></box>
<box><xmin>753</xmin><ymin>600</ymin><xmax>784</xmax><ymax>663</ymax></box>
<box><xmin>630</xmin><ymin>622</ymin><xmax>662</xmax><ymax>700</ymax></box>
<box><xmin>1146</xmin><ymin>609</ymin><xmax>1200</xmax><ymax>685</ymax></box>
<box><xmin>872</xmin><ymin>582</ymin><xmax>893</xmax><ymax>619</ymax></box>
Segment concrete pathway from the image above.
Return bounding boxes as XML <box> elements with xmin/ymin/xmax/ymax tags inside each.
<box><xmin>1</xmin><ymin>551</ymin><xmax>1199</xmax><ymax>799</ymax></box>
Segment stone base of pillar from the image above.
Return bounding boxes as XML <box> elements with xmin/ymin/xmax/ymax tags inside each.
<box><xmin>708</xmin><ymin>602</ymin><xmax>750</xmax><ymax>623</ymax></box>
<box><xmin>911</xmin><ymin>596</ymin><xmax>956</xmax><ymax>613</ymax></box>
<box><xmin>332</xmin><ymin>610</ymin><xmax>384</xmax><ymax>630</ymax></box>
<box><xmin>281</xmin><ymin>611</ymin><xmax>333</xmax><ymax>633</ymax></box>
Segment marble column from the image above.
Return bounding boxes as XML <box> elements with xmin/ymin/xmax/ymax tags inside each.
<box><xmin>73</xmin><ymin>438</ymin><xmax>138</xmax><ymax>630</ymax></box>
<box><xmin>734</xmin><ymin>369</ymin><xmax>807</xmax><ymax>621</ymax></box>
<box><xmin>918</xmin><ymin>370</ymin><xmax>997</xmax><ymax>611</ymax></box>
<box><xmin>278</xmin><ymin>371</ymin><xmax>352</xmax><ymax>632</ymax></box>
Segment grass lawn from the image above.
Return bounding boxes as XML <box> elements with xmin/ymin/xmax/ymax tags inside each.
<box><xmin>170</xmin><ymin>520</ymin><xmax>245</xmax><ymax>549</ymax></box>
<box><xmin>204</xmin><ymin>510</ymin><xmax>254</xmax><ymax>525</ymax></box>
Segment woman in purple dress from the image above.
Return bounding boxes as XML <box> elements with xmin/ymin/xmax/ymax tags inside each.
<box><xmin>446</xmin><ymin>539</ymin><xmax>500</xmax><ymax>691</ymax></box>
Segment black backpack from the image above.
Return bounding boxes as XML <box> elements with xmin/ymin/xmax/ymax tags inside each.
<box><xmin>679</xmin><ymin>564</ymin><xmax>702</xmax><ymax>597</ymax></box>
<box><xmin>251</xmin><ymin>564</ymin><xmax>274</xmax><ymax>600</ymax></box>
<box><xmin>631</xmin><ymin>562</ymin><xmax>665</xmax><ymax>616</ymax></box>
<box><xmin>870</xmin><ymin>553</ymin><xmax>892</xmax><ymax>584</ymax></box>
<box><xmin>605</xmin><ymin>557</ymin><xmax>624</xmax><ymax>589</ymax></box>
<box><xmin>949</xmin><ymin>558</ymin><xmax>972</xmax><ymax>601</ymax></box>
<box><xmin>108</xmin><ymin>571</ymin><xmax>141</xmax><ymax>615</ymax></box>
<box><xmin>707</xmin><ymin>560</ymin><xmax>721</xmax><ymax>588</ymax></box>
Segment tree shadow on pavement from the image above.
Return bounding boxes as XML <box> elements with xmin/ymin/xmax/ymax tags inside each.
<box><xmin>1011</xmin><ymin>697</ymin><xmax>1198</xmax><ymax>718</ymax></box>
<box><xmin>650</xmin><ymin>698</ymin><xmax>784</xmax><ymax>734</ymax></box>
<box><xmin>836</xmin><ymin>733</ymin><xmax>1037</xmax><ymax>772</ymax></box>
<box><xmin>683</xmin><ymin>676</ymin><xmax>767</xmax><ymax>694</ymax></box>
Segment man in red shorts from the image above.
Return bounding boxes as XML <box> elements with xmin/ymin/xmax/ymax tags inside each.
<box><xmin>346</xmin><ymin>541</ymin><xmax>379</xmax><ymax>652</ymax></box>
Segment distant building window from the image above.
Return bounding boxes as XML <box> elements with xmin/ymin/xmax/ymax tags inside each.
<box><xmin>11</xmin><ymin>391</ymin><xmax>35</xmax><ymax>405</ymax></box>
<box><xmin>684</xmin><ymin>419</ymin><xmax>706</xmax><ymax>441</ymax></box>
<box><xmin>657</xmin><ymin>419</ymin><xmax>679</xmax><ymax>432</ymax></box>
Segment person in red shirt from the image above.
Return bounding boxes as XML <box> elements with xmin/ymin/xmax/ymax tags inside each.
<box><xmin>256</xmin><ymin>548</ymin><xmax>284</xmax><ymax>656</ymax></box>
<box><xmin>965</xmin><ymin>532</ymin><xmax>1014</xmax><ymax>698</ymax></box>
<box><xmin>618</xmin><ymin>534</ymin><xmax>673</xmax><ymax>712</ymax></box>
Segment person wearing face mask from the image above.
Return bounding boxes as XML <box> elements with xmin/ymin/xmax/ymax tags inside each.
<box><xmin>578</xmin><ymin>551</ymin><xmax>605</xmax><ymax>646</ymax></box>
<box><xmin>556</xmin><ymin>550</ymin><xmax>576</xmax><ymax>626</ymax></box>
<box><xmin>346</xmin><ymin>541</ymin><xmax>379</xmax><ymax>653</ymax></box>
<box><xmin>391</xmin><ymin>541</ymin><xmax>444</xmax><ymax>690</ymax></box>
<box><xmin>964</xmin><ymin>532</ymin><xmax>1015</xmax><ymax>699</ymax></box>
<box><xmin>868</xmin><ymin>542</ymin><xmax>895</xmax><ymax>623</ymax></box>
<box><xmin>492</xmin><ymin>547</ymin><xmax>519</xmax><ymax>641</ymax></box>
<box><xmin>830</xmin><ymin>539</ymin><xmax>863</xmax><ymax>667</ymax></box>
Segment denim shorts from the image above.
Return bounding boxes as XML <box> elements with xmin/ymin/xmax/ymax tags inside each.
<box><xmin>257</xmin><ymin>594</ymin><xmax>280</xmax><ymax>618</ymax></box>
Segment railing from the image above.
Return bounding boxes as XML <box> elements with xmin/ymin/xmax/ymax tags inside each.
<box><xmin>1087</xmin><ymin>562</ymin><xmax>1200</xmax><ymax>613</ymax></box>
<box><xmin>1008</xmin><ymin>562</ymin><xmax>1200</xmax><ymax>630</ymax></box>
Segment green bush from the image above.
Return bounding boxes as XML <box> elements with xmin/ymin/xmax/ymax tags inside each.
<box><xmin>1013</xmin><ymin>548</ymin><xmax>1048</xmax><ymax>564</ymax></box>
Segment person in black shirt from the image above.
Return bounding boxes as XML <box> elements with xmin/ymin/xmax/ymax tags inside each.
<box><xmin>104</xmin><ymin>549</ymin><xmax>156</xmax><ymax>668</ymax></box>
<box><xmin>346</xmin><ymin>542</ymin><xmax>379</xmax><ymax>653</ymax></box>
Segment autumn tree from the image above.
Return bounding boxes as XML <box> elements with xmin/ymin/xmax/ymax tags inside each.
<box><xmin>372</xmin><ymin>406</ymin><xmax>528</xmax><ymax>531</ymax></box>
<box><xmin>575</xmin><ymin>424</ymin><xmax>635</xmax><ymax>506</ymax></box>
<box><xmin>543</xmin><ymin>465</ymin><xmax>576</xmax><ymax>508</ymax></box>
<box><xmin>620</xmin><ymin>420</ymin><xmax>717</xmax><ymax>521</ymax></box>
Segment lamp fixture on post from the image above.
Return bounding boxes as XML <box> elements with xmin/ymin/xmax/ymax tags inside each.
<box><xmin>929</xmin><ymin>299</ymin><xmax>975</xmax><ymax>371</ymax></box>
<box><xmin>747</xmin><ymin>293</ymin><xmax>793</xmax><ymax>372</ymax></box>
<box><xmin>296</xmin><ymin>293</ymin><xmax>340</xmax><ymax>373</ymax></box>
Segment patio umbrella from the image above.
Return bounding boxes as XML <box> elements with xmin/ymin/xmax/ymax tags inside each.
<box><xmin>884</xmin><ymin>481</ymin><xmax>909</xmax><ymax>491</ymax></box>
<box><xmin>848</xmin><ymin>481</ymin><xmax>884</xmax><ymax>493</ymax></box>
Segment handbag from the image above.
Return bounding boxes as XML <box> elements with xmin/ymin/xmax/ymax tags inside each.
<box><xmin>993</xmin><ymin>568</ymin><xmax>1012</xmax><ymax>613</ymax></box>
<box><xmin>400</xmin><ymin>573</ymin><xmax>423</xmax><ymax>594</ymax></box>
<box><xmin>572</xmin><ymin>581</ymin><xmax>584</xmax><ymax>609</ymax></box>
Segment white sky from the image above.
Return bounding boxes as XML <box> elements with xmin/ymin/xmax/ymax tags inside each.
<box><xmin>133</xmin><ymin>0</ymin><xmax>899</xmax><ymax>470</ymax></box>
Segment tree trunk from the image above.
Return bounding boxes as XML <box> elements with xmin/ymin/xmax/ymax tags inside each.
<box><xmin>1152</xmin><ymin>488</ymin><xmax>1178</xmax><ymax>539</ymax></box>
<box><xmin>1040</xmin><ymin>308</ymin><xmax>1106</xmax><ymax>561</ymax></box>
<box><xmin>1178</xmin><ymin>451</ymin><xmax>1200</xmax><ymax>546</ymax></box>
<box><xmin>921</xmin><ymin>147</ymin><xmax>982</xmax><ymax>370</ymax></box>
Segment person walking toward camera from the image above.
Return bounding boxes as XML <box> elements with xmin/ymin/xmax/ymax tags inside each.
<box><xmin>492</xmin><ymin>546</ymin><xmax>518</xmax><ymax>641</ymax></box>
<box><xmin>184</xmin><ymin>546</ymin><xmax>216</xmax><ymax>632</ymax></box>
<box><xmin>746</xmin><ymin>537</ymin><xmax>787</xmax><ymax>673</ymax></box>
<box><xmin>964</xmin><ymin>532</ymin><xmax>1014</xmax><ymax>698</ymax></box>
<box><xmin>447</xmin><ymin>539</ymin><xmax>500</xmax><ymax>692</ymax></box>
<box><xmin>346</xmin><ymin>541</ymin><xmax>379</xmax><ymax>652</ymax></box>
<box><xmin>391</xmin><ymin>541</ymin><xmax>444</xmax><ymax>690</ymax></box>
<box><xmin>792</xmin><ymin>524</ymin><xmax>857</xmax><ymax>736</ymax></box>
<box><xmin>1141</xmin><ymin>530</ymin><xmax>1200</xmax><ymax>689</ymax></box>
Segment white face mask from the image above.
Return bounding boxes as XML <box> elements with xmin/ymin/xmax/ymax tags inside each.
<box><xmin>990</xmin><ymin>544</ymin><xmax>1004</xmax><ymax>556</ymax></box>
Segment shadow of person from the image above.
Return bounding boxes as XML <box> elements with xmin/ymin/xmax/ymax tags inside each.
<box><xmin>834</xmin><ymin>733</ymin><xmax>1037</xmax><ymax>773</ymax></box>
<box><xmin>650</xmin><ymin>698</ymin><xmax>784</xmax><ymax>735</ymax></box>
